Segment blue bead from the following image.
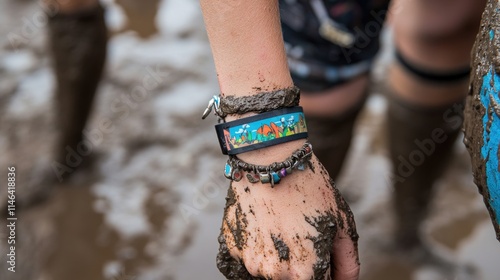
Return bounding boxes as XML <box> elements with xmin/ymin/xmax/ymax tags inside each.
<box><xmin>271</xmin><ymin>172</ymin><xmax>281</xmax><ymax>184</ymax></box>
<box><xmin>224</xmin><ymin>163</ymin><xmax>232</xmax><ymax>179</ymax></box>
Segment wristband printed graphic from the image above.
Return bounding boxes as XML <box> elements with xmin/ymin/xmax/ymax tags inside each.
<box><xmin>215</xmin><ymin>107</ymin><xmax>308</xmax><ymax>155</ymax></box>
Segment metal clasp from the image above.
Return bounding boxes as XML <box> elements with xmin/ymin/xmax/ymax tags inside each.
<box><xmin>202</xmin><ymin>95</ymin><xmax>221</xmax><ymax>120</ymax></box>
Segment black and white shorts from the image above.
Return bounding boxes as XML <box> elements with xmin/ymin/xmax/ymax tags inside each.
<box><xmin>279</xmin><ymin>0</ymin><xmax>390</xmax><ymax>91</ymax></box>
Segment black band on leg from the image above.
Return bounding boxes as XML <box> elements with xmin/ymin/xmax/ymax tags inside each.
<box><xmin>395</xmin><ymin>49</ymin><xmax>470</xmax><ymax>83</ymax></box>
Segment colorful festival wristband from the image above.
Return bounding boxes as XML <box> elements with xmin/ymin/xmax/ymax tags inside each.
<box><xmin>215</xmin><ymin>107</ymin><xmax>308</xmax><ymax>155</ymax></box>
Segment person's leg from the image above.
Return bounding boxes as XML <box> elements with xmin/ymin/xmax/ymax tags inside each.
<box><xmin>46</xmin><ymin>0</ymin><xmax>107</xmax><ymax>174</ymax></box>
<box><xmin>301</xmin><ymin>77</ymin><xmax>369</xmax><ymax>180</ymax></box>
<box><xmin>387</xmin><ymin>0</ymin><xmax>486</xmax><ymax>249</ymax></box>
<box><xmin>279</xmin><ymin>0</ymin><xmax>389</xmax><ymax>180</ymax></box>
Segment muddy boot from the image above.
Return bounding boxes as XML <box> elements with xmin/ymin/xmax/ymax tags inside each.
<box><xmin>48</xmin><ymin>3</ymin><xmax>107</xmax><ymax>177</ymax></box>
<box><xmin>306</xmin><ymin>94</ymin><xmax>367</xmax><ymax>181</ymax></box>
<box><xmin>386</xmin><ymin>93</ymin><xmax>479</xmax><ymax>279</ymax></box>
<box><xmin>387</xmin><ymin>94</ymin><xmax>464</xmax><ymax>249</ymax></box>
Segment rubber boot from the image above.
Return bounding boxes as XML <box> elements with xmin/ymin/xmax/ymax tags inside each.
<box><xmin>386</xmin><ymin>94</ymin><xmax>464</xmax><ymax>249</ymax></box>
<box><xmin>306</xmin><ymin>94</ymin><xmax>367</xmax><ymax>181</ymax></box>
<box><xmin>48</xmin><ymin>4</ymin><xmax>107</xmax><ymax>172</ymax></box>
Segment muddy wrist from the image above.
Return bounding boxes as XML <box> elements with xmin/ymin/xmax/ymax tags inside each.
<box><xmin>204</xmin><ymin>86</ymin><xmax>309</xmax><ymax>165</ymax></box>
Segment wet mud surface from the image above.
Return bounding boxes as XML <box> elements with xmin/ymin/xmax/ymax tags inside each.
<box><xmin>0</xmin><ymin>0</ymin><xmax>500</xmax><ymax>279</ymax></box>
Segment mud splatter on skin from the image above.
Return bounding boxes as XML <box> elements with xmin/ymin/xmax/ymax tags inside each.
<box><xmin>271</xmin><ymin>234</ymin><xmax>290</xmax><ymax>262</ymax></box>
<box><xmin>217</xmin><ymin>161</ymin><xmax>359</xmax><ymax>279</ymax></box>
<box><xmin>217</xmin><ymin>184</ymin><xmax>267</xmax><ymax>280</ymax></box>
<box><xmin>304</xmin><ymin>162</ymin><xmax>359</xmax><ymax>279</ymax></box>
<box><xmin>217</xmin><ymin>234</ymin><xmax>261</xmax><ymax>280</ymax></box>
<box><xmin>329</xmin><ymin>178</ymin><xmax>359</xmax><ymax>251</ymax></box>
<box><xmin>226</xmin><ymin>184</ymin><xmax>238</xmax><ymax>207</ymax></box>
<box><xmin>249</xmin><ymin>205</ymin><xmax>255</xmax><ymax>216</ymax></box>
<box><xmin>319</xmin><ymin>162</ymin><xmax>359</xmax><ymax>248</ymax></box>
<box><xmin>224</xmin><ymin>186</ymin><xmax>248</xmax><ymax>250</ymax></box>
<box><xmin>304</xmin><ymin>212</ymin><xmax>338</xmax><ymax>280</ymax></box>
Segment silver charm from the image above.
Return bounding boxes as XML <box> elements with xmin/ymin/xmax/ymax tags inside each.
<box><xmin>246</xmin><ymin>173</ymin><xmax>260</xmax><ymax>183</ymax></box>
<box><xmin>232</xmin><ymin>169</ymin><xmax>243</xmax><ymax>182</ymax></box>
<box><xmin>202</xmin><ymin>95</ymin><xmax>221</xmax><ymax>119</ymax></box>
<box><xmin>259</xmin><ymin>173</ymin><xmax>271</xmax><ymax>184</ymax></box>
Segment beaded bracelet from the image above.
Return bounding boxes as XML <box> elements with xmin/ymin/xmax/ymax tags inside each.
<box><xmin>224</xmin><ymin>142</ymin><xmax>313</xmax><ymax>187</ymax></box>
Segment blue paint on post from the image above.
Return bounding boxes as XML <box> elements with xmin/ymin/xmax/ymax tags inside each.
<box><xmin>480</xmin><ymin>69</ymin><xmax>500</xmax><ymax>224</ymax></box>
<box><xmin>490</xmin><ymin>29</ymin><xmax>495</xmax><ymax>41</ymax></box>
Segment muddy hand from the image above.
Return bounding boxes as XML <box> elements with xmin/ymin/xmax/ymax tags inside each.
<box><xmin>216</xmin><ymin>155</ymin><xmax>359</xmax><ymax>280</ymax></box>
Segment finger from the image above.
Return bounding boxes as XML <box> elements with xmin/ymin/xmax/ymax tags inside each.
<box><xmin>332</xmin><ymin>229</ymin><xmax>360</xmax><ymax>280</ymax></box>
<box><xmin>327</xmin><ymin>177</ymin><xmax>360</xmax><ymax>279</ymax></box>
<box><xmin>217</xmin><ymin>231</ymin><xmax>255</xmax><ymax>279</ymax></box>
<box><xmin>331</xmin><ymin>193</ymin><xmax>360</xmax><ymax>280</ymax></box>
<box><xmin>221</xmin><ymin>213</ymin><xmax>241</xmax><ymax>259</ymax></box>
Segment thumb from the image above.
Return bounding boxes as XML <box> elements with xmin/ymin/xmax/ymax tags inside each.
<box><xmin>331</xmin><ymin>222</ymin><xmax>360</xmax><ymax>280</ymax></box>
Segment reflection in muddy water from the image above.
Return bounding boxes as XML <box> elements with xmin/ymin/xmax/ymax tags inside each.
<box><xmin>43</xmin><ymin>187</ymin><xmax>119</xmax><ymax>280</ymax></box>
<box><xmin>115</xmin><ymin>0</ymin><xmax>160</xmax><ymax>38</ymax></box>
<box><xmin>364</xmin><ymin>261</ymin><xmax>414</xmax><ymax>280</ymax></box>
<box><xmin>431</xmin><ymin>211</ymin><xmax>489</xmax><ymax>250</ymax></box>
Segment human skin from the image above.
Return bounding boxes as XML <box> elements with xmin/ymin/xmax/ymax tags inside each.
<box><xmin>385</xmin><ymin>0</ymin><xmax>487</xmax><ymax>258</ymax></box>
<box><xmin>200</xmin><ymin>1</ymin><xmax>359</xmax><ymax>279</ymax></box>
<box><xmin>299</xmin><ymin>75</ymin><xmax>369</xmax><ymax>118</ymax></box>
<box><xmin>389</xmin><ymin>0</ymin><xmax>486</xmax><ymax>106</ymax></box>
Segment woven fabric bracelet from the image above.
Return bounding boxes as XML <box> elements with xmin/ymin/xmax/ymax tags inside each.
<box><xmin>224</xmin><ymin>142</ymin><xmax>313</xmax><ymax>187</ymax></box>
<box><xmin>220</xmin><ymin>86</ymin><xmax>300</xmax><ymax>117</ymax></box>
<box><xmin>215</xmin><ymin>107</ymin><xmax>308</xmax><ymax>155</ymax></box>
<box><xmin>202</xmin><ymin>86</ymin><xmax>300</xmax><ymax>120</ymax></box>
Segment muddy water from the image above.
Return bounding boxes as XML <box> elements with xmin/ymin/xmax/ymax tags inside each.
<box><xmin>43</xmin><ymin>186</ymin><xmax>120</xmax><ymax>280</ymax></box>
<box><xmin>114</xmin><ymin>0</ymin><xmax>160</xmax><ymax>38</ymax></box>
<box><xmin>364</xmin><ymin>261</ymin><xmax>414</xmax><ymax>280</ymax></box>
<box><xmin>430</xmin><ymin>209</ymin><xmax>489</xmax><ymax>250</ymax></box>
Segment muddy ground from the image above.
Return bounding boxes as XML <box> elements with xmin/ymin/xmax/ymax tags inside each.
<box><xmin>0</xmin><ymin>0</ymin><xmax>499</xmax><ymax>279</ymax></box>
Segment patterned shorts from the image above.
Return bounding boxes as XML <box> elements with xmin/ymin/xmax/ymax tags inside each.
<box><xmin>279</xmin><ymin>0</ymin><xmax>390</xmax><ymax>91</ymax></box>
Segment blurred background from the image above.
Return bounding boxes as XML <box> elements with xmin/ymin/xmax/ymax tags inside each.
<box><xmin>0</xmin><ymin>0</ymin><xmax>499</xmax><ymax>279</ymax></box>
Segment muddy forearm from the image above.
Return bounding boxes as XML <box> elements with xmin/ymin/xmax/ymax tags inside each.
<box><xmin>200</xmin><ymin>0</ymin><xmax>306</xmax><ymax>163</ymax></box>
<box><xmin>200</xmin><ymin>0</ymin><xmax>292</xmax><ymax>96</ymax></box>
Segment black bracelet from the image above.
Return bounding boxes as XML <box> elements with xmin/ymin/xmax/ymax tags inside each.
<box><xmin>215</xmin><ymin>107</ymin><xmax>308</xmax><ymax>155</ymax></box>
